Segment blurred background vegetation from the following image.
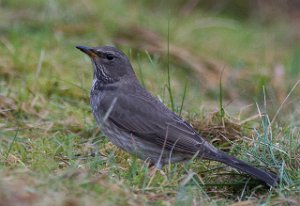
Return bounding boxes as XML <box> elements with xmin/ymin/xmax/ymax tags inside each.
<box><xmin>0</xmin><ymin>0</ymin><xmax>299</xmax><ymax>205</ymax></box>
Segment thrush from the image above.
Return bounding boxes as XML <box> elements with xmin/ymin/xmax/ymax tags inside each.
<box><xmin>76</xmin><ymin>45</ymin><xmax>277</xmax><ymax>186</ymax></box>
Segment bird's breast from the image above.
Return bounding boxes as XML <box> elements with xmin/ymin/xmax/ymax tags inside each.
<box><xmin>90</xmin><ymin>82</ymin><xmax>119</xmax><ymax>124</ymax></box>
<box><xmin>90</xmin><ymin>91</ymin><xmax>105</xmax><ymax>124</ymax></box>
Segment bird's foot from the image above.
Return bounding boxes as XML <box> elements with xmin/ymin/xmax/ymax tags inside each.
<box><xmin>148</xmin><ymin>166</ymin><xmax>166</xmax><ymax>177</ymax></box>
<box><xmin>146</xmin><ymin>163</ymin><xmax>167</xmax><ymax>188</ymax></box>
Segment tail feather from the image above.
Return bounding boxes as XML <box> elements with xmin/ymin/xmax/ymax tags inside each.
<box><xmin>210</xmin><ymin>151</ymin><xmax>277</xmax><ymax>186</ymax></box>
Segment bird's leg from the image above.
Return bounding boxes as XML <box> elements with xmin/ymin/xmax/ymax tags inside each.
<box><xmin>147</xmin><ymin>162</ymin><xmax>159</xmax><ymax>176</ymax></box>
<box><xmin>146</xmin><ymin>161</ymin><xmax>166</xmax><ymax>188</ymax></box>
<box><xmin>148</xmin><ymin>164</ymin><xmax>158</xmax><ymax>178</ymax></box>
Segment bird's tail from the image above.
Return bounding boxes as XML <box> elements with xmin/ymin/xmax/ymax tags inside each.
<box><xmin>207</xmin><ymin>150</ymin><xmax>278</xmax><ymax>186</ymax></box>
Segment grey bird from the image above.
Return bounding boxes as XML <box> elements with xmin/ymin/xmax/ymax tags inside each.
<box><xmin>76</xmin><ymin>45</ymin><xmax>277</xmax><ymax>186</ymax></box>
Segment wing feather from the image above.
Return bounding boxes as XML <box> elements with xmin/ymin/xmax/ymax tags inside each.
<box><xmin>100</xmin><ymin>89</ymin><xmax>206</xmax><ymax>155</ymax></box>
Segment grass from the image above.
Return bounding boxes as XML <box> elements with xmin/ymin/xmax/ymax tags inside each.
<box><xmin>1</xmin><ymin>0</ymin><xmax>300</xmax><ymax>205</ymax></box>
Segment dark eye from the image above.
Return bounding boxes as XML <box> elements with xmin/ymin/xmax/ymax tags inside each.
<box><xmin>106</xmin><ymin>53</ymin><xmax>114</xmax><ymax>60</ymax></box>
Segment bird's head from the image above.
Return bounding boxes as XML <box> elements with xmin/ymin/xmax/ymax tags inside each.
<box><xmin>76</xmin><ymin>45</ymin><xmax>135</xmax><ymax>83</ymax></box>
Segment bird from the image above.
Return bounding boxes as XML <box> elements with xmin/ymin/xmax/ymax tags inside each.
<box><xmin>76</xmin><ymin>45</ymin><xmax>277</xmax><ymax>186</ymax></box>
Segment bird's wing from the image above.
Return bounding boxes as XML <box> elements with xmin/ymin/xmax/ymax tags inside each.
<box><xmin>100</xmin><ymin>90</ymin><xmax>214</xmax><ymax>156</ymax></box>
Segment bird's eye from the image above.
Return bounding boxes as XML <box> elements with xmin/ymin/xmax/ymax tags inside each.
<box><xmin>106</xmin><ymin>53</ymin><xmax>114</xmax><ymax>60</ymax></box>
